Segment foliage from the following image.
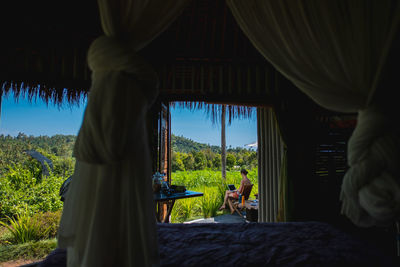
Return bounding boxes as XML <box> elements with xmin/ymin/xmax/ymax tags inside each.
<box><xmin>212</xmin><ymin>154</ymin><xmax>221</xmax><ymax>169</ymax></box>
<box><xmin>193</xmin><ymin>151</ymin><xmax>207</xmax><ymax>170</ymax></box>
<box><xmin>0</xmin><ymin>134</ymin><xmax>75</xmax><ymax>177</ymax></box>
<box><xmin>0</xmin><ymin>163</ymin><xmax>65</xmax><ymax>219</ymax></box>
<box><xmin>182</xmin><ymin>153</ymin><xmax>195</xmax><ymax>171</ymax></box>
<box><xmin>217</xmin><ymin>180</ymin><xmax>228</xmax><ymax>203</ymax></box>
<box><xmin>171</xmin><ymin>197</ymin><xmax>200</xmax><ymax>223</ymax></box>
<box><xmin>180</xmin><ymin>198</ymin><xmax>196</xmax><ymax>220</ymax></box>
<box><xmin>172</xmin><ymin>170</ymin><xmax>222</xmax><ymax>188</ymax></box>
<box><xmin>170</xmin><ymin>169</ymin><xmax>258</xmax><ymax>221</ymax></box>
<box><xmin>0</xmin><ymin>238</ymin><xmax>57</xmax><ymax>262</ymax></box>
<box><xmin>171</xmin><ymin>134</ymin><xmax>257</xmax><ymax>172</ymax></box>
<box><xmin>32</xmin><ymin>211</ymin><xmax>62</xmax><ymax>239</ymax></box>
<box><xmin>170</xmin><ymin>202</ymin><xmax>183</xmax><ymax>223</ymax></box>
<box><xmin>199</xmin><ymin>187</ymin><xmax>223</xmax><ymax>218</ymax></box>
<box><xmin>0</xmin><ymin>134</ymin><xmax>73</xmax><ymax>220</ymax></box>
<box><xmin>172</xmin><ymin>134</ymin><xmax>220</xmax><ymax>154</ymax></box>
<box><xmin>171</xmin><ymin>152</ymin><xmax>186</xmax><ymax>171</ymax></box>
<box><xmin>0</xmin><ymin>133</ymin><xmax>258</xmax><ymax>227</ymax></box>
<box><xmin>172</xmin><ymin>169</ymin><xmax>257</xmax><ymax>190</ymax></box>
<box><xmin>226</xmin><ymin>153</ymin><xmax>236</xmax><ymax>169</ymax></box>
<box><xmin>0</xmin><ymin>225</ymin><xmax>13</xmax><ymax>245</ymax></box>
<box><xmin>0</xmin><ymin>207</ymin><xmax>48</xmax><ymax>244</ymax></box>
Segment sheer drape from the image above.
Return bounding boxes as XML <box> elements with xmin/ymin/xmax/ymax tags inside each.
<box><xmin>58</xmin><ymin>1</ymin><xmax>189</xmax><ymax>266</ymax></box>
<box><xmin>228</xmin><ymin>0</ymin><xmax>400</xmax><ymax>227</ymax></box>
<box><xmin>257</xmin><ymin>107</ymin><xmax>286</xmax><ymax>222</ymax></box>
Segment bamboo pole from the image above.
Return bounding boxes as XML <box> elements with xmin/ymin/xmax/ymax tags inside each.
<box><xmin>221</xmin><ymin>105</ymin><xmax>226</xmax><ymax>180</ymax></box>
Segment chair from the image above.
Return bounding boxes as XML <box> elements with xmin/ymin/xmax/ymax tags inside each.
<box><xmin>227</xmin><ymin>184</ymin><xmax>253</xmax><ymax>217</ymax></box>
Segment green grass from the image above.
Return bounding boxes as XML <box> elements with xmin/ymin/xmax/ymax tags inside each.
<box><xmin>0</xmin><ymin>209</ymin><xmax>61</xmax><ymax>263</ymax></box>
<box><xmin>0</xmin><ymin>213</ymin><xmax>46</xmax><ymax>244</ymax></box>
<box><xmin>199</xmin><ymin>187</ymin><xmax>223</xmax><ymax>218</ymax></box>
<box><xmin>0</xmin><ymin>238</ymin><xmax>57</xmax><ymax>262</ymax></box>
<box><xmin>0</xmin><ymin>226</ymin><xmax>13</xmax><ymax>246</ymax></box>
<box><xmin>170</xmin><ymin>169</ymin><xmax>258</xmax><ymax>222</ymax></box>
<box><xmin>0</xmin><ymin>169</ymin><xmax>259</xmax><ymax>261</ymax></box>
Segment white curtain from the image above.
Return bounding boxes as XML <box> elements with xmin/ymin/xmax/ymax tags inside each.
<box><xmin>227</xmin><ymin>0</ymin><xmax>400</xmax><ymax>227</ymax></box>
<box><xmin>257</xmin><ymin>107</ymin><xmax>286</xmax><ymax>222</ymax></box>
<box><xmin>58</xmin><ymin>1</ymin><xmax>189</xmax><ymax>266</ymax></box>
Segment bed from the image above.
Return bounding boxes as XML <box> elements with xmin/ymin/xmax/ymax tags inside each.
<box><xmin>35</xmin><ymin>222</ymin><xmax>398</xmax><ymax>267</ymax></box>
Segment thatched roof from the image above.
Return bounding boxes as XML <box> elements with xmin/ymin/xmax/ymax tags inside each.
<box><xmin>1</xmin><ymin>0</ymin><xmax>396</xmax><ymax>119</ymax></box>
<box><xmin>0</xmin><ymin>0</ymin><xmax>100</xmax><ymax>105</ymax></box>
<box><xmin>142</xmin><ymin>0</ymin><xmax>289</xmax><ymax>106</ymax></box>
<box><xmin>0</xmin><ymin>0</ymin><xmax>293</xmax><ymax>107</ymax></box>
<box><xmin>171</xmin><ymin>101</ymin><xmax>256</xmax><ymax>125</ymax></box>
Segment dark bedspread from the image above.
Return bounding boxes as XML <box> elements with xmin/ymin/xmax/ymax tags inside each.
<box><xmin>37</xmin><ymin>222</ymin><xmax>398</xmax><ymax>267</ymax></box>
<box><xmin>158</xmin><ymin>222</ymin><xmax>397</xmax><ymax>267</ymax></box>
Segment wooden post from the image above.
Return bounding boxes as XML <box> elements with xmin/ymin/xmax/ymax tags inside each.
<box><xmin>221</xmin><ymin>105</ymin><xmax>226</xmax><ymax>180</ymax></box>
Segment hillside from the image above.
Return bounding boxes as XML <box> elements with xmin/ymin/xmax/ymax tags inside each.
<box><xmin>172</xmin><ymin>134</ymin><xmax>221</xmax><ymax>153</ymax></box>
<box><xmin>0</xmin><ymin>133</ymin><xmax>257</xmax><ymax>175</ymax></box>
<box><xmin>172</xmin><ymin>134</ymin><xmax>255</xmax><ymax>154</ymax></box>
<box><xmin>0</xmin><ymin>133</ymin><xmax>76</xmax><ymax>175</ymax></box>
<box><xmin>171</xmin><ymin>134</ymin><xmax>257</xmax><ymax>171</ymax></box>
<box><xmin>1</xmin><ymin>133</ymin><xmax>251</xmax><ymax>160</ymax></box>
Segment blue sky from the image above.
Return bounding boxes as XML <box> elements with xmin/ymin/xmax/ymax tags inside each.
<box><xmin>0</xmin><ymin>93</ymin><xmax>257</xmax><ymax>148</ymax></box>
<box><xmin>0</xmin><ymin>93</ymin><xmax>86</xmax><ymax>137</ymax></box>
<box><xmin>171</xmin><ymin>106</ymin><xmax>257</xmax><ymax>148</ymax></box>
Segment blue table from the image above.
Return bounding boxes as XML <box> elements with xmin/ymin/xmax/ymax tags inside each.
<box><xmin>154</xmin><ymin>190</ymin><xmax>203</xmax><ymax>223</ymax></box>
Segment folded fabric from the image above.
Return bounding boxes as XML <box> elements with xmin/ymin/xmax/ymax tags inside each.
<box><xmin>341</xmin><ymin>106</ymin><xmax>400</xmax><ymax>227</ymax></box>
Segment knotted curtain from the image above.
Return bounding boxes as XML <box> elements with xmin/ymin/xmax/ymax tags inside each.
<box><xmin>58</xmin><ymin>1</ymin><xmax>189</xmax><ymax>266</ymax></box>
<box><xmin>227</xmin><ymin>0</ymin><xmax>400</xmax><ymax>227</ymax></box>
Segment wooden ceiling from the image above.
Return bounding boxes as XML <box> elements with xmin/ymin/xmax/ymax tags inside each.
<box><xmin>1</xmin><ymin>0</ymin><xmax>263</xmax><ymax>67</ymax></box>
<box><xmin>141</xmin><ymin>0</ymin><xmax>266</xmax><ymax>64</ymax></box>
<box><xmin>0</xmin><ymin>1</ymin><xmax>101</xmax><ymax>47</ymax></box>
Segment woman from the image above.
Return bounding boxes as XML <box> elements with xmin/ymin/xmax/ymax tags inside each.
<box><xmin>219</xmin><ymin>169</ymin><xmax>252</xmax><ymax>213</ymax></box>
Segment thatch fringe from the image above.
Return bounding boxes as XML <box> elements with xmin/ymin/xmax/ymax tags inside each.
<box><xmin>1</xmin><ymin>81</ymin><xmax>88</xmax><ymax>107</ymax></box>
<box><xmin>171</xmin><ymin>101</ymin><xmax>255</xmax><ymax>125</ymax></box>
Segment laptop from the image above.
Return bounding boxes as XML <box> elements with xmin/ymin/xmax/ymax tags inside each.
<box><xmin>227</xmin><ymin>184</ymin><xmax>236</xmax><ymax>191</ymax></box>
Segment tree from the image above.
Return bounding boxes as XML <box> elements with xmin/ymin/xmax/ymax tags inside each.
<box><xmin>237</xmin><ymin>158</ymin><xmax>244</xmax><ymax>168</ymax></box>
<box><xmin>212</xmin><ymin>154</ymin><xmax>221</xmax><ymax>170</ymax></box>
<box><xmin>203</xmin><ymin>148</ymin><xmax>215</xmax><ymax>162</ymax></box>
<box><xmin>183</xmin><ymin>153</ymin><xmax>195</xmax><ymax>171</ymax></box>
<box><xmin>226</xmin><ymin>153</ymin><xmax>236</xmax><ymax>170</ymax></box>
<box><xmin>16</xmin><ymin>132</ymin><xmax>27</xmax><ymax>140</ymax></box>
<box><xmin>194</xmin><ymin>151</ymin><xmax>207</xmax><ymax>170</ymax></box>
<box><xmin>207</xmin><ymin>160</ymin><xmax>213</xmax><ymax>169</ymax></box>
<box><xmin>172</xmin><ymin>152</ymin><xmax>185</xmax><ymax>172</ymax></box>
<box><xmin>248</xmin><ymin>151</ymin><xmax>258</xmax><ymax>169</ymax></box>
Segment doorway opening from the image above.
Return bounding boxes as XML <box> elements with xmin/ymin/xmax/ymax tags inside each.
<box><xmin>167</xmin><ymin>101</ymin><xmax>258</xmax><ymax>223</ymax></box>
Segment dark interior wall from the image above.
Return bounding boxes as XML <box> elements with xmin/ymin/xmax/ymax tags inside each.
<box><xmin>277</xmin><ymin>81</ymin><xmax>397</xmax><ymax>258</ymax></box>
<box><xmin>274</xmin><ymin>78</ymin><xmax>353</xmax><ymax>224</ymax></box>
<box><xmin>277</xmin><ymin>83</ymin><xmax>323</xmax><ymax>222</ymax></box>
<box><xmin>288</xmin><ymin>107</ymin><xmax>317</xmax><ymax>222</ymax></box>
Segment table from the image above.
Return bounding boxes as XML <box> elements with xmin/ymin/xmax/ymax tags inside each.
<box><xmin>238</xmin><ymin>199</ymin><xmax>258</xmax><ymax>210</ymax></box>
<box><xmin>238</xmin><ymin>199</ymin><xmax>259</xmax><ymax>222</ymax></box>
<box><xmin>154</xmin><ymin>190</ymin><xmax>203</xmax><ymax>223</ymax></box>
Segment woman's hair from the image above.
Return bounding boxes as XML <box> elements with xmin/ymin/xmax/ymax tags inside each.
<box><xmin>240</xmin><ymin>169</ymin><xmax>248</xmax><ymax>175</ymax></box>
